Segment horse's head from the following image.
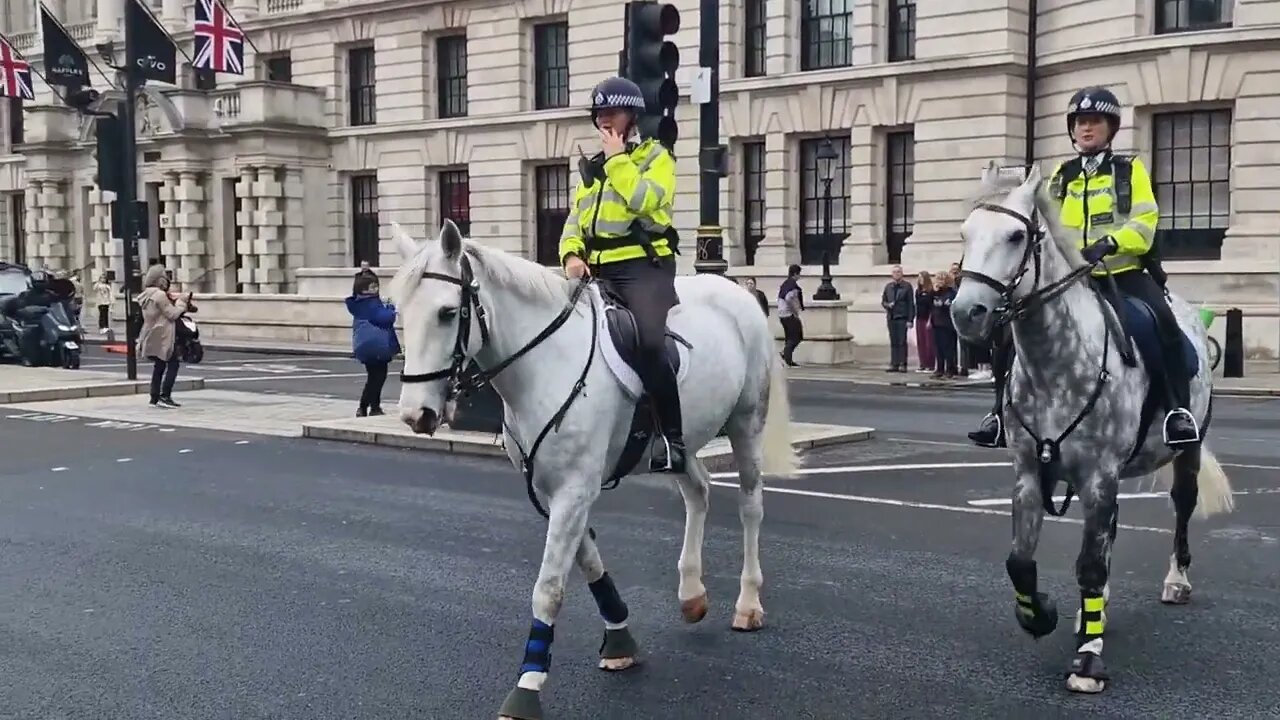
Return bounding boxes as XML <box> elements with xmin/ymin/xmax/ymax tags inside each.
<box><xmin>392</xmin><ymin>219</ymin><xmax>483</xmax><ymax>435</ymax></box>
<box><xmin>952</xmin><ymin>161</ymin><xmax>1071</xmax><ymax>343</ymax></box>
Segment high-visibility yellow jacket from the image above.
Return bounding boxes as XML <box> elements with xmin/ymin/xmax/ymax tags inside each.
<box><xmin>558</xmin><ymin>138</ymin><xmax>677</xmax><ymax>266</ymax></box>
<box><xmin>1048</xmin><ymin>154</ymin><xmax>1160</xmax><ymax>277</ymax></box>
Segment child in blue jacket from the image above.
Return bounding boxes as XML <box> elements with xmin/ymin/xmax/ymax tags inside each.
<box><xmin>345</xmin><ymin>272</ymin><xmax>400</xmax><ymax>417</ymax></box>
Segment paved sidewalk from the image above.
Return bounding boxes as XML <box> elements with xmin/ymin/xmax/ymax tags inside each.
<box><xmin>303</xmin><ymin>414</ymin><xmax>874</xmax><ymax>469</ymax></box>
<box><xmin>0</xmin><ymin>366</ymin><xmax>204</xmax><ymax>403</ymax></box>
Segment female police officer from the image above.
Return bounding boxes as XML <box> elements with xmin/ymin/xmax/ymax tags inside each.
<box><xmin>558</xmin><ymin>76</ymin><xmax>686</xmax><ymax>473</ymax></box>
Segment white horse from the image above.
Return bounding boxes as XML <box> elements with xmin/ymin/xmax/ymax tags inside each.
<box><xmin>391</xmin><ymin>220</ymin><xmax>797</xmax><ymax>720</ymax></box>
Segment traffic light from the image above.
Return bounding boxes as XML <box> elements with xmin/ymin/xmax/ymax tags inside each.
<box><xmin>65</xmin><ymin>87</ymin><xmax>100</xmax><ymax>112</ymax></box>
<box><xmin>625</xmin><ymin>0</ymin><xmax>680</xmax><ymax>149</ymax></box>
<box><xmin>94</xmin><ymin>114</ymin><xmax>125</xmax><ymax>193</ymax></box>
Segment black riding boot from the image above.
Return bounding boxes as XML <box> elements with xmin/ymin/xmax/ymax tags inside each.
<box><xmin>1161</xmin><ymin>339</ymin><xmax>1199</xmax><ymax>446</ymax></box>
<box><xmin>646</xmin><ymin>360</ymin><xmax>686</xmax><ymax>473</ymax></box>
<box><xmin>969</xmin><ymin>336</ymin><xmax>1014</xmax><ymax>448</ymax></box>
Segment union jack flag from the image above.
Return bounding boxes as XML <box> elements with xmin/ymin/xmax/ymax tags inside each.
<box><xmin>0</xmin><ymin>37</ymin><xmax>35</xmax><ymax>101</ymax></box>
<box><xmin>193</xmin><ymin>0</ymin><xmax>245</xmax><ymax>75</ymax></box>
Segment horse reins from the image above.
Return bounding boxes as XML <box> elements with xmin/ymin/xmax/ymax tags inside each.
<box><xmin>960</xmin><ymin>203</ymin><xmax>1111</xmax><ymax>517</ymax></box>
<box><xmin>398</xmin><ymin>252</ymin><xmax>599</xmax><ymax>521</ymax></box>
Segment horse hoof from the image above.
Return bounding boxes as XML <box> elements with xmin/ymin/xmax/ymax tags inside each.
<box><xmin>598</xmin><ymin>655</ymin><xmax>637</xmax><ymax>671</ymax></box>
<box><xmin>731</xmin><ymin>608</ymin><xmax>765</xmax><ymax>632</ymax></box>
<box><xmin>1066</xmin><ymin>674</ymin><xmax>1106</xmax><ymax>694</ymax></box>
<box><xmin>1016</xmin><ymin>592</ymin><xmax>1058</xmax><ymax>638</ymax></box>
<box><xmin>1161</xmin><ymin>582</ymin><xmax>1192</xmax><ymax>604</ymax></box>
<box><xmin>497</xmin><ymin>687</ymin><xmax>542</xmax><ymax>720</ymax></box>
<box><xmin>680</xmin><ymin>593</ymin><xmax>708</xmax><ymax>623</ymax></box>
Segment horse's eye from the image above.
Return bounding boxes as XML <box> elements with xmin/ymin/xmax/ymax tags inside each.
<box><xmin>1009</xmin><ymin>230</ymin><xmax>1026</xmax><ymax>244</ymax></box>
<box><xmin>437</xmin><ymin>307</ymin><xmax>458</xmax><ymax>322</ymax></box>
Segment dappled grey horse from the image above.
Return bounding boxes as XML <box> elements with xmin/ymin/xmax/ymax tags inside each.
<box><xmin>951</xmin><ymin>162</ymin><xmax>1234</xmax><ymax>694</ymax></box>
<box><xmin>391</xmin><ymin>221</ymin><xmax>797</xmax><ymax>719</ymax></box>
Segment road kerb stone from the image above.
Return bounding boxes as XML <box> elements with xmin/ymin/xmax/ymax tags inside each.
<box><xmin>0</xmin><ymin>378</ymin><xmax>204</xmax><ymax>404</ymax></box>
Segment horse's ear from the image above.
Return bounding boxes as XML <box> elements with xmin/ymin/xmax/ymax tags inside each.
<box><xmin>391</xmin><ymin>222</ymin><xmax>420</xmax><ymax>261</ymax></box>
<box><xmin>1024</xmin><ymin>163</ymin><xmax>1043</xmax><ymax>188</ymax></box>
<box><xmin>439</xmin><ymin>219</ymin><xmax>463</xmax><ymax>260</ymax></box>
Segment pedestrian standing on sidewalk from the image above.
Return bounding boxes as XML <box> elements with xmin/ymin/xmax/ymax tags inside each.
<box><xmin>913</xmin><ymin>270</ymin><xmax>936</xmax><ymax>372</ymax></box>
<box><xmin>742</xmin><ymin>277</ymin><xmax>769</xmax><ymax>317</ymax></box>
<box><xmin>881</xmin><ymin>264</ymin><xmax>914</xmax><ymax>372</ymax></box>
<box><xmin>136</xmin><ymin>264</ymin><xmax>189</xmax><ymax>408</ymax></box>
<box><xmin>346</xmin><ymin>273</ymin><xmax>400</xmax><ymax>417</ymax></box>
<box><xmin>777</xmin><ymin>264</ymin><xmax>805</xmax><ymax>367</ymax></box>
<box><xmin>93</xmin><ymin>275</ymin><xmax>113</xmax><ymax>333</ymax></box>
<box><xmin>931</xmin><ymin>271</ymin><xmax>959</xmax><ymax>378</ymax></box>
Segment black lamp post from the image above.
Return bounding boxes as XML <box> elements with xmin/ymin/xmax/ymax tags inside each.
<box><xmin>813</xmin><ymin>136</ymin><xmax>840</xmax><ymax>301</ymax></box>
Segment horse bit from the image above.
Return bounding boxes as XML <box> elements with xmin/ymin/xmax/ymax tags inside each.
<box><xmin>398</xmin><ymin>252</ymin><xmax>599</xmax><ymax>521</ymax></box>
<box><xmin>960</xmin><ymin>203</ymin><xmax>1111</xmax><ymax>518</ymax></box>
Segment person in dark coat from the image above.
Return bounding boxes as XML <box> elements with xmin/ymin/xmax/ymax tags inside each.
<box><xmin>930</xmin><ymin>271</ymin><xmax>959</xmax><ymax>378</ymax></box>
<box><xmin>742</xmin><ymin>277</ymin><xmax>769</xmax><ymax>316</ymax></box>
<box><xmin>345</xmin><ymin>273</ymin><xmax>400</xmax><ymax>417</ymax></box>
<box><xmin>881</xmin><ymin>264</ymin><xmax>914</xmax><ymax>372</ymax></box>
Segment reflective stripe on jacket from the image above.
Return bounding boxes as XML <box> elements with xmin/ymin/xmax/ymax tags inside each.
<box><xmin>558</xmin><ymin>138</ymin><xmax>677</xmax><ymax>266</ymax></box>
<box><xmin>1050</xmin><ymin>156</ymin><xmax>1159</xmax><ymax>277</ymax></box>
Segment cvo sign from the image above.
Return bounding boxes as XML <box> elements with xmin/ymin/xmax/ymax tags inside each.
<box><xmin>135</xmin><ymin>55</ymin><xmax>168</xmax><ymax>72</ymax></box>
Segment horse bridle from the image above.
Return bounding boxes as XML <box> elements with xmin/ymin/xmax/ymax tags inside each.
<box><xmin>398</xmin><ymin>252</ymin><xmax>590</xmax><ymax>401</ymax></box>
<box><xmin>959</xmin><ymin>203</ymin><xmax>1095</xmax><ymax>325</ymax></box>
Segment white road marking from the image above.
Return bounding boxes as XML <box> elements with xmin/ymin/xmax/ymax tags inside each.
<box><xmin>178</xmin><ymin>449</ymin><xmax>192</xmax><ymax>454</ymax></box>
<box><xmin>234</xmin><ymin>440</ymin><xmax>250</xmax><ymax>445</ymax></box>
<box><xmin>708</xmin><ymin>461</ymin><xmax>1011</xmax><ymax>480</ymax></box>
<box><xmin>201</xmin><ymin>372</ymin><xmax>367</xmax><ymax>384</ymax></box>
<box><xmin>884</xmin><ymin>437</ymin><xmax>990</xmax><ymax>449</ymax></box>
<box><xmin>706</xmin><ymin>481</ymin><xmax>1171</xmax><ymax>534</ymax></box>
<box><xmin>116</xmin><ymin>457</ymin><xmax>131</xmax><ymax>463</ymax></box>
<box><xmin>51</xmin><ymin>467</ymin><xmax>67</xmax><ymax>472</ymax></box>
<box><xmin>968</xmin><ymin>487</ymin><xmax>1280</xmax><ymax>507</ymax></box>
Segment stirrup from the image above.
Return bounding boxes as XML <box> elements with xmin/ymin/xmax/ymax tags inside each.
<box><xmin>970</xmin><ymin>412</ymin><xmax>1005</xmax><ymax>448</ymax></box>
<box><xmin>1162</xmin><ymin>407</ymin><xmax>1200</xmax><ymax>446</ymax></box>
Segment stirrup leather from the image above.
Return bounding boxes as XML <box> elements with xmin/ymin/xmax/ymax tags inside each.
<box><xmin>1162</xmin><ymin>407</ymin><xmax>1200</xmax><ymax>445</ymax></box>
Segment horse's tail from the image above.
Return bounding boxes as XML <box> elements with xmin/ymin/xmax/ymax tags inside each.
<box><xmin>760</xmin><ymin>357</ymin><xmax>799</xmax><ymax>478</ymax></box>
<box><xmin>1155</xmin><ymin>444</ymin><xmax>1235</xmax><ymax>519</ymax></box>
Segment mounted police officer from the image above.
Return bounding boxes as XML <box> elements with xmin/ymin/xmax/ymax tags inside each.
<box><xmin>559</xmin><ymin>76</ymin><xmax>686</xmax><ymax>473</ymax></box>
<box><xmin>969</xmin><ymin>86</ymin><xmax>1200</xmax><ymax>449</ymax></box>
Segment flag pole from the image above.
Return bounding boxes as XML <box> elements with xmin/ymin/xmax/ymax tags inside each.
<box><xmin>212</xmin><ymin>0</ymin><xmax>261</xmax><ymax>55</ymax></box>
<box><xmin>131</xmin><ymin>0</ymin><xmax>197</xmax><ymax>68</ymax></box>
<box><xmin>0</xmin><ymin>30</ymin><xmax>69</xmax><ymax>103</ymax></box>
<box><xmin>36</xmin><ymin>2</ymin><xmax>118</xmax><ymax>89</ymax></box>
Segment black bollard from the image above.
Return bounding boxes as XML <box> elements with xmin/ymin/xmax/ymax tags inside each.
<box><xmin>1223</xmin><ymin>307</ymin><xmax>1244</xmax><ymax>378</ymax></box>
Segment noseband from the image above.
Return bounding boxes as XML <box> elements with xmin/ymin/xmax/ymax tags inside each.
<box><xmin>959</xmin><ymin>203</ymin><xmax>1094</xmax><ymax>325</ymax></box>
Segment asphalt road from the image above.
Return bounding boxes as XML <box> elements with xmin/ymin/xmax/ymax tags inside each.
<box><xmin>2</xmin><ymin>375</ymin><xmax>1279</xmax><ymax>718</ymax></box>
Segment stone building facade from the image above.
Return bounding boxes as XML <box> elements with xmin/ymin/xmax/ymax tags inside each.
<box><xmin>1</xmin><ymin>0</ymin><xmax>1278</xmax><ymax>330</ymax></box>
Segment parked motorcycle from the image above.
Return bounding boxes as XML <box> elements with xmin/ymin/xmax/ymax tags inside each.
<box><xmin>0</xmin><ymin>275</ymin><xmax>83</xmax><ymax>368</ymax></box>
<box><xmin>174</xmin><ymin>295</ymin><xmax>203</xmax><ymax>364</ymax></box>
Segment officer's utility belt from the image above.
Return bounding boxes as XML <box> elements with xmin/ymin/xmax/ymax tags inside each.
<box><xmin>585</xmin><ymin>227</ymin><xmax>679</xmax><ymax>264</ymax></box>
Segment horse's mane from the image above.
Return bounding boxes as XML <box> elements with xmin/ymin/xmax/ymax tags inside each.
<box><xmin>968</xmin><ymin>161</ymin><xmax>1086</xmax><ymax>269</ymax></box>
<box><xmin>390</xmin><ymin>236</ymin><xmax>574</xmax><ymax>308</ymax></box>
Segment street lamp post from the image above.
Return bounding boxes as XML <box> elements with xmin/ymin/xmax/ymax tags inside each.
<box><xmin>813</xmin><ymin>136</ymin><xmax>840</xmax><ymax>301</ymax></box>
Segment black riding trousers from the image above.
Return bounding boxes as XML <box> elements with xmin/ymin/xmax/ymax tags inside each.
<box><xmin>592</xmin><ymin>255</ymin><xmax>678</xmax><ymax>388</ymax></box>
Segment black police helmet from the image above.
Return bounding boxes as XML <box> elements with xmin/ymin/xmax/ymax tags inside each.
<box><xmin>589</xmin><ymin>76</ymin><xmax>646</xmax><ymax>127</ymax></box>
<box><xmin>1066</xmin><ymin>86</ymin><xmax>1122</xmax><ymax>138</ymax></box>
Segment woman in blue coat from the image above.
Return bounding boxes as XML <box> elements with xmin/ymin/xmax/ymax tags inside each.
<box><xmin>345</xmin><ymin>272</ymin><xmax>401</xmax><ymax>417</ymax></box>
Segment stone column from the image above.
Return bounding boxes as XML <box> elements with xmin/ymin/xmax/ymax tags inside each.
<box><xmin>170</xmin><ymin>171</ymin><xmax>209</xmax><ymax>292</ymax></box>
<box><xmin>96</xmin><ymin>0</ymin><xmax>120</xmax><ymax>37</ymax></box>
<box><xmin>162</xmin><ymin>0</ymin><xmax>184</xmax><ymax>27</ymax></box>
<box><xmin>251</xmin><ymin>166</ymin><xmax>286</xmax><ymax>293</ymax></box>
<box><xmin>88</xmin><ymin>186</ymin><xmax>122</xmax><ymax>294</ymax></box>
<box><xmin>29</xmin><ymin>179</ymin><xmax>72</xmax><ymax>271</ymax></box>
<box><xmin>235</xmin><ymin>166</ymin><xmax>260</xmax><ymax>292</ymax></box>
<box><xmin>282</xmin><ymin>167</ymin><xmax>305</xmax><ymax>291</ymax></box>
<box><xmin>755</xmin><ymin>131</ymin><xmax>795</xmax><ymax>268</ymax></box>
<box><xmin>226</xmin><ymin>0</ymin><xmax>258</xmax><ymax>19</ymax></box>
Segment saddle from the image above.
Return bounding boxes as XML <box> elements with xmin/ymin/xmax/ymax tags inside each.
<box><xmin>593</xmin><ymin>281</ymin><xmax>692</xmax><ymax>483</ymax></box>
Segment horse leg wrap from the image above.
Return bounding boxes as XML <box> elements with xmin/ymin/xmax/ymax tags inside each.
<box><xmin>1007</xmin><ymin>555</ymin><xmax>1058</xmax><ymax>638</ymax></box>
<box><xmin>1076</xmin><ymin>591</ymin><xmax>1106</xmax><ymax>647</ymax></box>
<box><xmin>498</xmin><ymin>687</ymin><xmax>543</xmax><ymax>720</ymax></box>
<box><xmin>599</xmin><ymin>627</ymin><xmax>639</xmax><ymax>661</ymax></box>
<box><xmin>518</xmin><ymin>620</ymin><xmax>555</xmax><ymax>675</ymax></box>
<box><xmin>588</xmin><ymin>572</ymin><xmax>629</xmax><ymax>626</ymax></box>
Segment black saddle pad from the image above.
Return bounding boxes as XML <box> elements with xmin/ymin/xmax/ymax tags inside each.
<box><xmin>604</xmin><ymin>301</ymin><xmax>685</xmax><ymax>379</ymax></box>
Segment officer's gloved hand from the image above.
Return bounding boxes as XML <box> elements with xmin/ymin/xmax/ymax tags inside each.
<box><xmin>1082</xmin><ymin>235</ymin><xmax>1119</xmax><ymax>265</ymax></box>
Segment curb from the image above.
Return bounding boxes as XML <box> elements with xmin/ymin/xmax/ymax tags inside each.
<box><xmin>301</xmin><ymin>422</ymin><xmax>875</xmax><ymax>470</ymax></box>
<box><xmin>0</xmin><ymin>377</ymin><xmax>206</xmax><ymax>404</ymax></box>
<box><xmin>82</xmin><ymin>335</ymin><xmax>351</xmax><ymax>358</ymax></box>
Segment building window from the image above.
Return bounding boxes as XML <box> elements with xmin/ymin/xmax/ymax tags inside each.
<box><xmin>743</xmin><ymin>0</ymin><xmax>766</xmax><ymax>78</ymax></box>
<box><xmin>7</xmin><ymin>98</ymin><xmax>22</xmax><ymax>147</ymax></box>
<box><xmin>534</xmin><ymin>164</ymin><xmax>570</xmax><ymax>265</ymax></box>
<box><xmin>1151</xmin><ymin>108</ymin><xmax>1230</xmax><ymax>261</ymax></box>
<box><xmin>10</xmin><ymin>192</ymin><xmax>25</xmax><ymax>265</ymax></box>
<box><xmin>800</xmin><ymin>0</ymin><xmax>852</xmax><ymax>71</ymax></box>
<box><xmin>437</xmin><ymin>35</ymin><xmax>468</xmax><ymax>119</ymax></box>
<box><xmin>798</xmin><ymin>136</ymin><xmax>851</xmax><ymax>265</ymax></box>
<box><xmin>439</xmin><ymin>169</ymin><xmax>471</xmax><ymax>237</ymax></box>
<box><xmin>885</xmin><ymin>131</ymin><xmax>914</xmax><ymax>265</ymax></box>
<box><xmin>194</xmin><ymin>68</ymin><xmax>217</xmax><ymax>90</ymax></box>
<box><xmin>264</xmin><ymin>53</ymin><xmax>292</xmax><ymax>82</ymax></box>
<box><xmin>351</xmin><ymin>174</ymin><xmax>379</xmax><ymax>266</ymax></box>
<box><xmin>348</xmin><ymin>47</ymin><xmax>376</xmax><ymax>126</ymax></box>
<box><xmin>888</xmin><ymin>0</ymin><xmax>915</xmax><ymax>62</ymax></box>
<box><xmin>1155</xmin><ymin>0</ymin><xmax>1232</xmax><ymax>34</ymax></box>
<box><xmin>741</xmin><ymin>141</ymin><xmax>765</xmax><ymax>265</ymax></box>
<box><xmin>533</xmin><ymin>22</ymin><xmax>569</xmax><ymax>110</ymax></box>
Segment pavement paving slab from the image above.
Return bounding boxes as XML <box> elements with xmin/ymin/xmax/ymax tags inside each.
<box><xmin>301</xmin><ymin>414</ymin><xmax>875</xmax><ymax>468</ymax></box>
<box><xmin>0</xmin><ymin>366</ymin><xmax>204</xmax><ymax>403</ymax></box>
